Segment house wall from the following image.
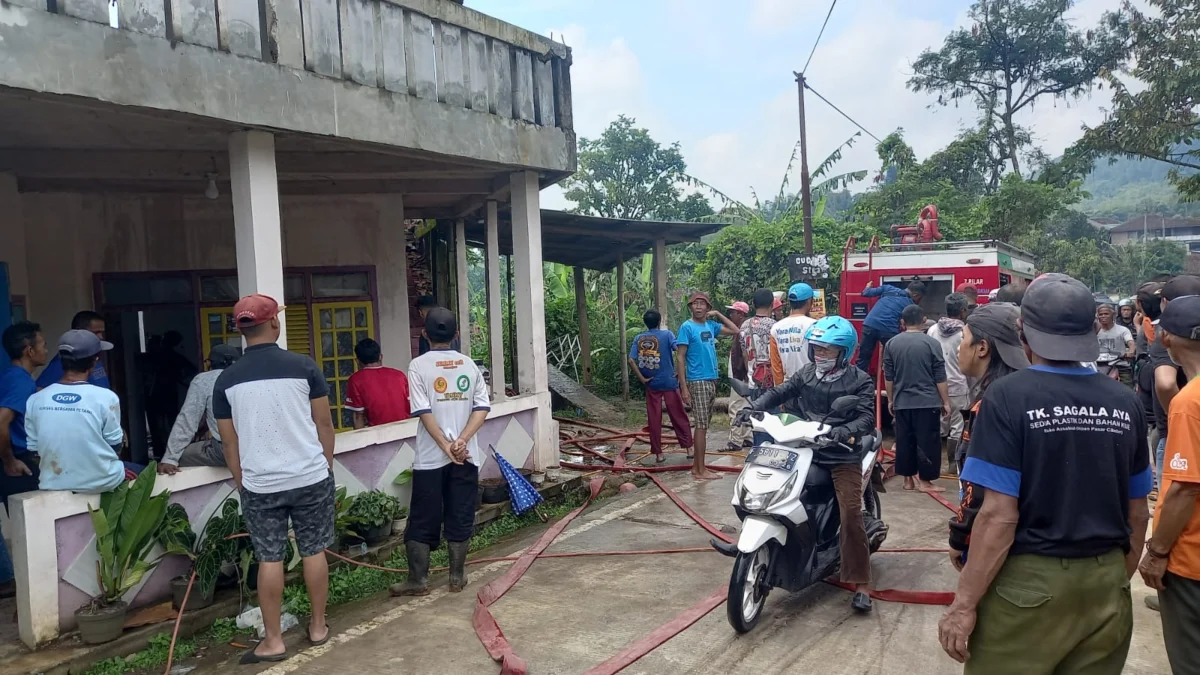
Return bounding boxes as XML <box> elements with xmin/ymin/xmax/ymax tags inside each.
<box><xmin>19</xmin><ymin>192</ymin><xmax>411</xmax><ymax>367</ymax></box>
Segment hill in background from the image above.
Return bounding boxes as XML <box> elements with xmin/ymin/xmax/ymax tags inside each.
<box><xmin>1077</xmin><ymin>150</ymin><xmax>1198</xmax><ymax>222</ymax></box>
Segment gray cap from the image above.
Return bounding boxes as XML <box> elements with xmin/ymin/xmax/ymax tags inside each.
<box><xmin>1020</xmin><ymin>273</ymin><xmax>1099</xmax><ymax>362</ymax></box>
<box><xmin>58</xmin><ymin>329</ymin><xmax>113</xmax><ymax>359</ymax></box>
<box><xmin>965</xmin><ymin>302</ymin><xmax>1030</xmax><ymax>370</ymax></box>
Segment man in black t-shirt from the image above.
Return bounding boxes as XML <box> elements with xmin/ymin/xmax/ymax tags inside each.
<box><xmin>938</xmin><ymin>273</ymin><xmax>1152</xmax><ymax>674</ymax></box>
<box><xmin>1152</xmin><ymin>276</ymin><xmax>1200</xmax><ymax>495</ymax></box>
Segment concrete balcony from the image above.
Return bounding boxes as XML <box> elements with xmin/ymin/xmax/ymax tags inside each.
<box><xmin>0</xmin><ymin>0</ymin><xmax>575</xmax><ymax>174</ymax></box>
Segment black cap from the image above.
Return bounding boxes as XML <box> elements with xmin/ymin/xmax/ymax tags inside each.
<box><xmin>1159</xmin><ymin>295</ymin><xmax>1200</xmax><ymax>341</ymax></box>
<box><xmin>965</xmin><ymin>303</ymin><xmax>1030</xmax><ymax>370</ymax></box>
<box><xmin>1020</xmin><ymin>273</ymin><xmax>1099</xmax><ymax>362</ymax></box>
<box><xmin>1162</xmin><ymin>275</ymin><xmax>1200</xmax><ymax>301</ymax></box>
<box><xmin>208</xmin><ymin>344</ymin><xmax>242</xmax><ymax>368</ymax></box>
<box><xmin>424</xmin><ymin>307</ymin><xmax>457</xmax><ymax>343</ymax></box>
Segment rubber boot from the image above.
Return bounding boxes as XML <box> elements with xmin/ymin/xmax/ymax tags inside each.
<box><xmin>946</xmin><ymin>439</ymin><xmax>961</xmax><ymax>476</ymax></box>
<box><xmin>390</xmin><ymin>541</ymin><xmax>430</xmax><ymax>596</ymax></box>
<box><xmin>448</xmin><ymin>540</ymin><xmax>470</xmax><ymax>593</ymax></box>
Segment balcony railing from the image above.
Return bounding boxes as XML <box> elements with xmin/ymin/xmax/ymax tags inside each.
<box><xmin>25</xmin><ymin>0</ymin><xmax>572</xmax><ymax>131</ymax></box>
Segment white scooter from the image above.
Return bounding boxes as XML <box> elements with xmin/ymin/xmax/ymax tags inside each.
<box><xmin>713</xmin><ymin>385</ymin><xmax>887</xmax><ymax>633</ymax></box>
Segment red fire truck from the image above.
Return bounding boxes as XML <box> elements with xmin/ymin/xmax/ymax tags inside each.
<box><xmin>839</xmin><ymin>205</ymin><xmax>1038</xmax><ymax>376</ymax></box>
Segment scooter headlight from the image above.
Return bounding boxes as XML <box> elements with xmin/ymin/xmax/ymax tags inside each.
<box><xmin>737</xmin><ymin>471</ymin><xmax>799</xmax><ymax>514</ymax></box>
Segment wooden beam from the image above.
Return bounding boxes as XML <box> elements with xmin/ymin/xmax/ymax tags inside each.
<box><xmin>574</xmin><ymin>266</ymin><xmax>592</xmax><ymax>385</ymax></box>
<box><xmin>617</xmin><ymin>253</ymin><xmax>628</xmax><ymax>401</ymax></box>
<box><xmin>654</xmin><ymin>238</ymin><xmax>669</xmax><ymax>328</ymax></box>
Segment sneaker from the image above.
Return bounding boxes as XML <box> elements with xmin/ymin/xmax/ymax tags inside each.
<box><xmin>1145</xmin><ymin>595</ymin><xmax>1160</xmax><ymax>612</ymax></box>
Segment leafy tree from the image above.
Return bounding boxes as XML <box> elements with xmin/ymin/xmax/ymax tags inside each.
<box><xmin>909</xmin><ymin>0</ymin><xmax>1129</xmax><ymax>177</ymax></box>
<box><xmin>562</xmin><ymin>115</ymin><xmax>714</xmax><ymax>221</ymax></box>
<box><xmin>972</xmin><ymin>172</ymin><xmax>1083</xmax><ymax>242</ymax></box>
<box><xmin>1070</xmin><ymin>0</ymin><xmax>1200</xmax><ymax>199</ymax></box>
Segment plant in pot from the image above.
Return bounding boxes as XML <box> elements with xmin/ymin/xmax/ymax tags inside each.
<box><xmin>157</xmin><ymin>497</ymin><xmax>246</xmax><ymax>612</ymax></box>
<box><xmin>347</xmin><ymin>490</ymin><xmax>402</xmax><ymax>545</ymax></box>
<box><xmin>78</xmin><ymin>464</ymin><xmax>172</xmax><ymax>645</ymax></box>
<box><xmin>334</xmin><ymin>486</ymin><xmax>364</xmax><ymax>551</ymax></box>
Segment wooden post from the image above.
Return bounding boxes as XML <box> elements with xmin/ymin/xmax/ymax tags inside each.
<box><xmin>574</xmin><ymin>266</ymin><xmax>592</xmax><ymax>385</ymax></box>
<box><xmin>617</xmin><ymin>253</ymin><xmax>629</xmax><ymax>401</ymax></box>
<box><xmin>653</xmin><ymin>237</ymin><xmax>668</xmax><ymax>328</ymax></box>
<box><xmin>796</xmin><ymin>71</ymin><xmax>814</xmax><ymax>255</ymax></box>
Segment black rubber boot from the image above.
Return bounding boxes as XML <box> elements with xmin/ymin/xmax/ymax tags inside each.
<box><xmin>448</xmin><ymin>540</ymin><xmax>470</xmax><ymax>593</ymax></box>
<box><xmin>946</xmin><ymin>439</ymin><xmax>961</xmax><ymax>475</ymax></box>
<box><xmin>852</xmin><ymin>591</ymin><xmax>873</xmax><ymax>613</ymax></box>
<box><xmin>390</xmin><ymin>541</ymin><xmax>430</xmax><ymax>596</ymax></box>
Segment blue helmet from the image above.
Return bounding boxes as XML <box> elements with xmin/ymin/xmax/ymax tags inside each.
<box><xmin>805</xmin><ymin>316</ymin><xmax>859</xmax><ymax>368</ymax></box>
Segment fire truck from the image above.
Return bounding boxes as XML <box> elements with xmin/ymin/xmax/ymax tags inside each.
<box><xmin>839</xmin><ymin>205</ymin><xmax>1037</xmax><ymax>376</ymax></box>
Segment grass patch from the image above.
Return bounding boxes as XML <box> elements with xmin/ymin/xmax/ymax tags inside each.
<box><xmin>80</xmin><ymin>617</ymin><xmax>254</xmax><ymax>675</ymax></box>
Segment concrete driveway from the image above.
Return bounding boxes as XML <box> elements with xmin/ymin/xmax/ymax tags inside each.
<box><xmin>214</xmin><ymin>460</ymin><xmax>1169</xmax><ymax>675</ymax></box>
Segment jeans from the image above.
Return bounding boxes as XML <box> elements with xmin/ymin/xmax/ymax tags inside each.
<box><xmin>856</xmin><ymin>325</ymin><xmax>897</xmax><ymax>374</ymax></box>
<box><xmin>0</xmin><ymin>520</ymin><xmax>13</xmax><ymax>584</ymax></box>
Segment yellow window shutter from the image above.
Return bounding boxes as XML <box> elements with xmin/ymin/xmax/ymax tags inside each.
<box><xmin>286</xmin><ymin>308</ymin><xmax>312</xmax><ymax>356</ymax></box>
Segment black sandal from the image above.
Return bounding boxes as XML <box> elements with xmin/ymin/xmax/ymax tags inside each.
<box><xmin>308</xmin><ymin>623</ymin><xmax>332</xmax><ymax>646</ymax></box>
<box><xmin>240</xmin><ymin>647</ymin><xmax>288</xmax><ymax>665</ymax></box>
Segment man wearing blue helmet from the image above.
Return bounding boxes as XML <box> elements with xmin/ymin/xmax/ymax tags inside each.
<box><xmin>737</xmin><ymin>315</ymin><xmax>877</xmax><ymax>612</ymax></box>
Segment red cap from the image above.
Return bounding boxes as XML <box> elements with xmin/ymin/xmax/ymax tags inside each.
<box><xmin>234</xmin><ymin>294</ymin><xmax>284</xmax><ymax>328</ymax></box>
<box><xmin>688</xmin><ymin>292</ymin><xmax>711</xmax><ymax>307</ymax></box>
<box><xmin>726</xmin><ymin>301</ymin><xmax>750</xmax><ymax>314</ymax></box>
<box><xmin>772</xmin><ymin>297</ymin><xmax>783</xmax><ymax>310</ymax></box>
<box><xmin>955</xmin><ymin>282</ymin><xmax>978</xmax><ymax>295</ymax></box>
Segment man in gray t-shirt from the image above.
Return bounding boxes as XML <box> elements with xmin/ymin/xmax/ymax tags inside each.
<box><xmin>884</xmin><ymin>304</ymin><xmax>951</xmax><ymax>493</ymax></box>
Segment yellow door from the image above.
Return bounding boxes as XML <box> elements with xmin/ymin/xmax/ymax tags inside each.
<box><xmin>313</xmin><ymin>302</ymin><xmax>375</xmax><ymax>430</ymax></box>
<box><xmin>200</xmin><ymin>308</ymin><xmax>239</xmax><ymax>362</ymax></box>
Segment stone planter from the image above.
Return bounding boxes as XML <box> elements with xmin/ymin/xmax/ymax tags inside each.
<box><xmin>362</xmin><ymin>523</ymin><xmax>391</xmax><ymax>545</ymax></box>
<box><xmin>75</xmin><ymin>601</ymin><xmax>128</xmax><ymax>645</ymax></box>
<box><xmin>171</xmin><ymin>575</ymin><xmax>215</xmax><ymax>612</ymax></box>
<box><xmin>392</xmin><ymin>517</ymin><xmax>408</xmax><ymax>535</ymax></box>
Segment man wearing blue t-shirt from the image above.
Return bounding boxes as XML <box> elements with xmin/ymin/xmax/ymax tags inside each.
<box><xmin>677</xmin><ymin>292</ymin><xmax>739</xmax><ymax>480</ymax></box>
<box><xmin>35</xmin><ymin>311</ymin><xmax>111</xmax><ymax>390</ymax></box>
<box><xmin>856</xmin><ymin>281</ymin><xmax>923</xmax><ymax>374</ymax></box>
<box><xmin>628</xmin><ymin>309</ymin><xmax>694</xmax><ymax>463</ymax></box>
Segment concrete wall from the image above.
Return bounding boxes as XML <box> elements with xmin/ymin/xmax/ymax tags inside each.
<box><xmin>18</xmin><ymin>193</ymin><xmax>411</xmax><ymax>366</ymax></box>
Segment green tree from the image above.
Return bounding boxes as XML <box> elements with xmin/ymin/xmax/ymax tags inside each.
<box><xmin>1069</xmin><ymin>0</ymin><xmax>1200</xmax><ymax>199</ymax></box>
<box><xmin>909</xmin><ymin>0</ymin><xmax>1129</xmax><ymax>177</ymax></box>
<box><xmin>562</xmin><ymin>115</ymin><xmax>714</xmax><ymax>221</ymax></box>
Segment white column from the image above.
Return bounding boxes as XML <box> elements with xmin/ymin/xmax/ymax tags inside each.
<box><xmin>654</xmin><ymin>237</ymin><xmax>668</xmax><ymax>328</ymax></box>
<box><xmin>229</xmin><ymin>131</ymin><xmax>287</xmax><ymax>346</ymax></box>
<box><xmin>0</xmin><ymin>173</ymin><xmax>28</xmax><ymax>306</ymax></box>
<box><xmin>510</xmin><ymin>172</ymin><xmax>554</xmax><ymax>469</ymax></box>
<box><xmin>510</xmin><ymin>171</ymin><xmax>548</xmax><ymax>395</ymax></box>
<box><xmin>455</xmin><ymin>218</ymin><xmax>471</xmax><ymax>358</ymax></box>
<box><xmin>12</xmin><ymin>493</ymin><xmax>60</xmax><ymax>648</ymax></box>
<box><xmin>378</xmin><ymin>196</ymin><xmax>411</xmax><ymax>369</ymax></box>
<box><xmin>485</xmin><ymin>202</ymin><xmax>506</xmax><ymax>401</ymax></box>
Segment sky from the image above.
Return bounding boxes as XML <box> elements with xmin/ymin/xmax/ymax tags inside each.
<box><xmin>468</xmin><ymin>0</ymin><xmax>1129</xmax><ymax>211</ymax></box>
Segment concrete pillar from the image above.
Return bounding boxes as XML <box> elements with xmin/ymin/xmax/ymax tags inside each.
<box><xmin>510</xmin><ymin>171</ymin><xmax>548</xmax><ymax>395</ymax></box>
<box><xmin>378</xmin><ymin>196</ymin><xmax>411</xmax><ymax>369</ymax></box>
<box><xmin>0</xmin><ymin>173</ymin><xmax>28</xmax><ymax>313</ymax></box>
<box><xmin>229</xmin><ymin>131</ymin><xmax>286</xmax><ymax>346</ymax></box>
<box><xmin>509</xmin><ymin>172</ymin><xmax>554</xmax><ymax>469</ymax></box>
<box><xmin>574</xmin><ymin>266</ymin><xmax>592</xmax><ymax>385</ymax></box>
<box><xmin>485</xmin><ymin>201</ymin><xmax>506</xmax><ymax>401</ymax></box>
<box><xmin>654</xmin><ymin>237</ymin><xmax>668</xmax><ymax>328</ymax></box>
<box><xmin>455</xmin><ymin>218</ymin><xmax>471</xmax><ymax>358</ymax></box>
<box><xmin>617</xmin><ymin>253</ymin><xmax>628</xmax><ymax>401</ymax></box>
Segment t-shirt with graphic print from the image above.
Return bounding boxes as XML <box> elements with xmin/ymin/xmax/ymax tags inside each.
<box><xmin>629</xmin><ymin>329</ymin><xmax>678</xmax><ymax>391</ymax></box>
<box><xmin>1096</xmin><ymin>325</ymin><xmax>1133</xmax><ymax>363</ymax></box>
<box><xmin>961</xmin><ymin>365</ymin><xmax>1151</xmax><ymax>558</ymax></box>
<box><xmin>408</xmin><ymin>349</ymin><xmax>492</xmax><ymax>470</ymax></box>
<box><xmin>740</xmin><ymin>315</ymin><xmax>777</xmax><ymax>389</ymax></box>
<box><xmin>27</xmin><ymin>382</ymin><xmax>125</xmax><ymax>494</ymax></box>
<box><xmin>1160</xmin><ymin>375</ymin><xmax>1200</xmax><ymax>581</ymax></box>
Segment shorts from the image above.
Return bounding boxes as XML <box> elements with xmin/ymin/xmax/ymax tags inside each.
<box><xmin>687</xmin><ymin>380</ymin><xmax>717</xmax><ymax>429</ymax></box>
<box><xmin>241</xmin><ymin>475</ymin><xmax>335</xmax><ymax>562</ymax></box>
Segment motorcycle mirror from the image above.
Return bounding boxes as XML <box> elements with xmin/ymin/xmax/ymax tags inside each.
<box><xmin>830</xmin><ymin>396</ymin><xmax>859</xmax><ymax>415</ymax></box>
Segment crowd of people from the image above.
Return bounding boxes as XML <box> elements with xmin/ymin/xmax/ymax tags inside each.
<box><xmin>0</xmin><ymin>293</ymin><xmax>487</xmax><ymax>664</ymax></box>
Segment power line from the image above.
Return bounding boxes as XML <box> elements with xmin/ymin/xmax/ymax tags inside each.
<box><xmin>801</xmin><ymin>0</ymin><xmax>839</xmax><ymax>75</ymax></box>
<box><xmin>803</xmin><ymin>82</ymin><xmax>883</xmax><ymax>144</ymax></box>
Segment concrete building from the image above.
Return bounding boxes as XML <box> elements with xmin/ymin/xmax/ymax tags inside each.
<box><xmin>0</xmin><ymin>0</ymin><xmax>575</xmax><ymax>648</ymax></box>
<box><xmin>1109</xmin><ymin>215</ymin><xmax>1200</xmax><ymax>252</ymax></box>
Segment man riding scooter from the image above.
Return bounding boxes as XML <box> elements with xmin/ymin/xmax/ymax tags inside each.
<box><xmin>735</xmin><ymin>316</ymin><xmax>876</xmax><ymax>612</ymax></box>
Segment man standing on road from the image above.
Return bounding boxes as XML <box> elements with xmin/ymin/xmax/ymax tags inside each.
<box><xmin>344</xmin><ymin>338</ymin><xmax>411</xmax><ymax>429</ymax></box>
<box><xmin>928</xmin><ymin>293</ymin><xmax>970</xmax><ymax>474</ymax></box>
<box><xmin>213</xmin><ymin>295</ymin><xmax>337</xmax><ymax>664</ymax></box>
<box><xmin>741</xmin><ymin>289</ymin><xmax>778</xmax><ymax>390</ymax></box>
<box><xmin>856</xmin><ymin>280</ymin><xmax>923</xmax><ymax>373</ymax></box>
<box><xmin>158</xmin><ymin>344</ymin><xmax>241</xmax><ymax>474</ymax></box>
<box><xmin>724</xmin><ymin>301</ymin><xmax>752</xmax><ymax>452</ymax></box>
<box><xmin>629</xmin><ymin>309</ymin><xmax>693</xmax><ymax>463</ymax></box>
<box><xmin>1096</xmin><ymin>304</ymin><xmax>1135</xmax><ymax>387</ymax></box>
<box><xmin>939</xmin><ymin>273</ymin><xmax>1151</xmax><ymax>674</ymax></box>
<box><xmin>884</xmin><ymin>304</ymin><xmax>950</xmax><ymax>493</ymax></box>
<box><xmin>677</xmin><ymin>292</ymin><xmax>739</xmax><ymax>480</ymax></box>
<box><xmin>392</xmin><ymin>308</ymin><xmax>491</xmax><ymax>597</ymax></box>
<box><xmin>1138</xmin><ymin>295</ymin><xmax>1200</xmax><ymax>674</ymax></box>
<box><xmin>769</xmin><ymin>282</ymin><xmax>816</xmax><ymax>385</ymax></box>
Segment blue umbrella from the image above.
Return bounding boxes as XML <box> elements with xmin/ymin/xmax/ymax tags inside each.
<box><xmin>489</xmin><ymin>445</ymin><xmax>544</xmax><ymax>516</ymax></box>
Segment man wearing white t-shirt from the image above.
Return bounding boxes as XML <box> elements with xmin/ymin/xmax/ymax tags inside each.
<box><xmin>769</xmin><ymin>283</ymin><xmax>818</xmax><ymax>384</ymax></box>
<box><xmin>391</xmin><ymin>308</ymin><xmax>490</xmax><ymax>597</ymax></box>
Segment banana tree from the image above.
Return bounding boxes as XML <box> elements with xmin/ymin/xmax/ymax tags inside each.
<box><xmin>88</xmin><ymin>463</ymin><xmax>171</xmax><ymax>606</ymax></box>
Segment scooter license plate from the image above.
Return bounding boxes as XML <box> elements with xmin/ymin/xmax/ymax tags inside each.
<box><xmin>747</xmin><ymin>447</ymin><xmax>798</xmax><ymax>471</ymax></box>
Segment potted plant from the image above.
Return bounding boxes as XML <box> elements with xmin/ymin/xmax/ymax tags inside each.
<box><xmin>392</xmin><ymin>506</ymin><xmax>409</xmax><ymax>535</ymax></box>
<box><xmin>348</xmin><ymin>490</ymin><xmax>402</xmax><ymax>545</ymax></box>
<box><xmin>158</xmin><ymin>497</ymin><xmax>245</xmax><ymax>611</ymax></box>
<box><xmin>333</xmin><ymin>486</ymin><xmax>364</xmax><ymax>551</ymax></box>
<box><xmin>77</xmin><ymin>464</ymin><xmax>172</xmax><ymax>645</ymax></box>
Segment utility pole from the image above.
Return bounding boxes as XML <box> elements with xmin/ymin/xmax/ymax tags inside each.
<box><xmin>795</xmin><ymin>72</ymin><xmax>814</xmax><ymax>255</ymax></box>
